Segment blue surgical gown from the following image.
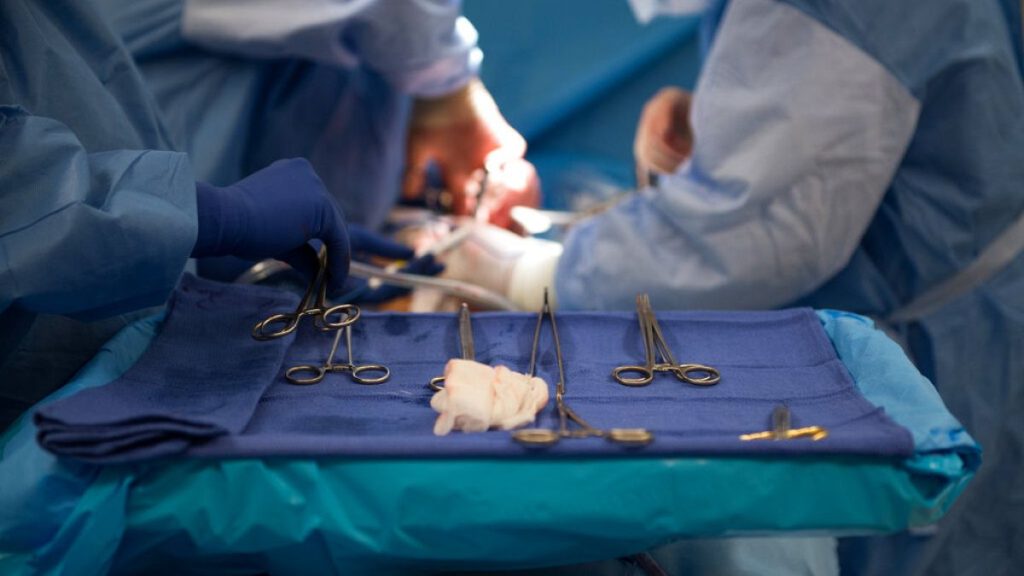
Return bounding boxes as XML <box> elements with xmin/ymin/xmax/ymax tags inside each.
<box><xmin>0</xmin><ymin>0</ymin><xmax>481</xmax><ymax>428</ymax></box>
<box><xmin>0</xmin><ymin>0</ymin><xmax>198</xmax><ymax>427</ymax></box>
<box><xmin>557</xmin><ymin>0</ymin><xmax>1024</xmax><ymax>574</ymax></box>
<box><xmin>91</xmin><ymin>0</ymin><xmax>482</xmax><ymax>229</ymax></box>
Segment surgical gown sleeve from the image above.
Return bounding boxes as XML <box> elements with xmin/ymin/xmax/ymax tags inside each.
<box><xmin>180</xmin><ymin>0</ymin><xmax>481</xmax><ymax>97</ymax></box>
<box><xmin>556</xmin><ymin>0</ymin><xmax>922</xmax><ymax>311</ymax></box>
<box><xmin>0</xmin><ymin>107</ymin><xmax>197</xmax><ymax>320</ymax></box>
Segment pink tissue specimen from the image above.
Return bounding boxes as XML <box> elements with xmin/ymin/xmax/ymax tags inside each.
<box><xmin>431</xmin><ymin>359</ymin><xmax>549</xmax><ymax>436</ymax></box>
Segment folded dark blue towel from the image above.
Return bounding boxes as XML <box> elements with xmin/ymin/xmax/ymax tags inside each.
<box><xmin>36</xmin><ymin>275</ymin><xmax>914</xmax><ymax>463</ymax></box>
<box><xmin>35</xmin><ymin>276</ymin><xmax>298</xmax><ymax>462</ymax></box>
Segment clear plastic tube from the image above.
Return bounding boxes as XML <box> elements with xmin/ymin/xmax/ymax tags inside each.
<box><xmin>348</xmin><ymin>261</ymin><xmax>519</xmax><ymax>311</ymax></box>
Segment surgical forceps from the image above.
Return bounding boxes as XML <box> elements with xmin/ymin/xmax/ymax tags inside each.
<box><xmin>428</xmin><ymin>303</ymin><xmax>474</xmax><ymax>392</ymax></box>
<box><xmin>422</xmin><ymin>166</ymin><xmax>490</xmax><ymax>217</ymax></box>
<box><xmin>252</xmin><ymin>246</ymin><xmax>360</xmax><ymax>340</ymax></box>
<box><xmin>470</xmin><ymin>166</ymin><xmax>490</xmax><ymax>219</ymax></box>
<box><xmin>739</xmin><ymin>405</ymin><xmax>828</xmax><ymax>441</ymax></box>
<box><xmin>512</xmin><ymin>289</ymin><xmax>653</xmax><ymax>447</ymax></box>
<box><xmin>612</xmin><ymin>294</ymin><xmax>721</xmax><ymax>387</ymax></box>
<box><xmin>285</xmin><ymin>323</ymin><xmax>390</xmax><ymax>385</ymax></box>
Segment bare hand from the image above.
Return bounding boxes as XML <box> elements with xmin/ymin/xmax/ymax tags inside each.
<box><xmin>634</xmin><ymin>87</ymin><xmax>694</xmax><ymax>184</ymax></box>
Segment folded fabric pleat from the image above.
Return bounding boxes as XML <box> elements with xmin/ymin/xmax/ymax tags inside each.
<box><xmin>35</xmin><ymin>275</ymin><xmax>297</xmax><ymax>463</ymax></box>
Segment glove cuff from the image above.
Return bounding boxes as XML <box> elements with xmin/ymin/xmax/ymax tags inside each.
<box><xmin>192</xmin><ymin>182</ymin><xmax>223</xmax><ymax>257</ymax></box>
<box><xmin>507</xmin><ymin>239</ymin><xmax>563</xmax><ymax>311</ymax></box>
<box><xmin>192</xmin><ymin>181</ymin><xmax>244</xmax><ymax>258</ymax></box>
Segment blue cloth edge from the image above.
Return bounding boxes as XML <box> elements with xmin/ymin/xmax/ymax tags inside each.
<box><xmin>815</xmin><ymin>309</ymin><xmax>980</xmax><ymax>478</ymax></box>
<box><xmin>0</xmin><ymin>308</ymin><xmax>978</xmax><ymax>573</ymax></box>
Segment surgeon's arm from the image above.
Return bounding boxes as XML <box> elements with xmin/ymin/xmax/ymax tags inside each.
<box><xmin>182</xmin><ymin>0</ymin><xmax>537</xmax><ymax>228</ymax></box>
<box><xmin>555</xmin><ymin>0</ymin><xmax>922</xmax><ymax>310</ymax></box>
<box><xmin>438</xmin><ymin>0</ymin><xmax>922</xmax><ymax>310</ymax></box>
<box><xmin>0</xmin><ymin>107</ymin><xmax>196</xmax><ymax>320</ymax></box>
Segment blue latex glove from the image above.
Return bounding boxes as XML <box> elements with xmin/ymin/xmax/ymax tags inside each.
<box><xmin>349</xmin><ymin>224</ymin><xmax>415</xmax><ymax>262</ymax></box>
<box><xmin>339</xmin><ymin>253</ymin><xmax>445</xmax><ymax>304</ymax></box>
<box><xmin>341</xmin><ymin>225</ymin><xmax>445</xmax><ymax>303</ymax></box>
<box><xmin>193</xmin><ymin>158</ymin><xmax>350</xmax><ymax>292</ymax></box>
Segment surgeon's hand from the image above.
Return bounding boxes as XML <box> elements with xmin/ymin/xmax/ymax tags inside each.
<box><xmin>436</xmin><ymin>222</ymin><xmax>563</xmax><ymax>310</ymax></box>
<box><xmin>634</xmin><ymin>87</ymin><xmax>694</xmax><ymax>183</ymax></box>
<box><xmin>348</xmin><ymin>224</ymin><xmax>417</xmax><ymax>263</ymax></box>
<box><xmin>192</xmin><ymin>158</ymin><xmax>351</xmax><ymax>292</ymax></box>
<box><xmin>339</xmin><ymin>224</ymin><xmax>445</xmax><ymax>303</ymax></box>
<box><xmin>403</xmin><ymin>78</ymin><xmax>540</xmax><ymax>227</ymax></box>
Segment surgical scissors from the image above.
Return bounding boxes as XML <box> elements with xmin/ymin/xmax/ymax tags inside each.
<box><xmin>252</xmin><ymin>245</ymin><xmax>360</xmax><ymax>340</ymax></box>
<box><xmin>285</xmin><ymin>323</ymin><xmax>390</xmax><ymax>385</ymax></box>
<box><xmin>512</xmin><ymin>289</ymin><xmax>653</xmax><ymax>447</ymax></box>
<box><xmin>428</xmin><ymin>303</ymin><xmax>474</xmax><ymax>392</ymax></box>
<box><xmin>612</xmin><ymin>294</ymin><xmax>720</xmax><ymax>387</ymax></box>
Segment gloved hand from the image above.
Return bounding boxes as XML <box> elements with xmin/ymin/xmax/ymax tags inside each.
<box><xmin>402</xmin><ymin>78</ymin><xmax>541</xmax><ymax>228</ymax></box>
<box><xmin>193</xmin><ymin>158</ymin><xmax>350</xmax><ymax>292</ymax></box>
<box><xmin>349</xmin><ymin>224</ymin><xmax>416</xmax><ymax>262</ymax></box>
<box><xmin>436</xmin><ymin>222</ymin><xmax>563</xmax><ymax>310</ymax></box>
<box><xmin>634</xmin><ymin>87</ymin><xmax>694</xmax><ymax>185</ymax></box>
<box><xmin>340</xmin><ymin>226</ymin><xmax>446</xmax><ymax>303</ymax></box>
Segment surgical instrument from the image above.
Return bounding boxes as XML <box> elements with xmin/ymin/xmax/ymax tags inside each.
<box><xmin>512</xmin><ymin>289</ymin><xmax>653</xmax><ymax>447</ymax></box>
<box><xmin>252</xmin><ymin>246</ymin><xmax>360</xmax><ymax>340</ymax></box>
<box><xmin>509</xmin><ymin>197</ymin><xmax>631</xmax><ymax>236</ymax></box>
<box><xmin>364</xmin><ymin>225</ymin><xmax>472</xmax><ymax>293</ymax></box>
<box><xmin>428</xmin><ymin>302</ymin><xmax>474</xmax><ymax>391</ymax></box>
<box><xmin>421</xmin><ymin>166</ymin><xmax>490</xmax><ymax>217</ymax></box>
<box><xmin>238</xmin><ymin>257</ymin><xmax>517</xmax><ymax>310</ymax></box>
<box><xmin>285</xmin><ymin>323</ymin><xmax>390</xmax><ymax>385</ymax></box>
<box><xmin>470</xmin><ymin>166</ymin><xmax>490</xmax><ymax>220</ymax></box>
<box><xmin>349</xmin><ymin>261</ymin><xmax>518</xmax><ymax>310</ymax></box>
<box><xmin>510</xmin><ymin>206</ymin><xmax>583</xmax><ymax>235</ymax></box>
<box><xmin>612</xmin><ymin>294</ymin><xmax>720</xmax><ymax>387</ymax></box>
<box><xmin>739</xmin><ymin>405</ymin><xmax>828</xmax><ymax>441</ymax></box>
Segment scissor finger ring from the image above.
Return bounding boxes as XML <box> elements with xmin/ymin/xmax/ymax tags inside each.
<box><xmin>285</xmin><ymin>364</ymin><xmax>327</xmax><ymax>385</ymax></box>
